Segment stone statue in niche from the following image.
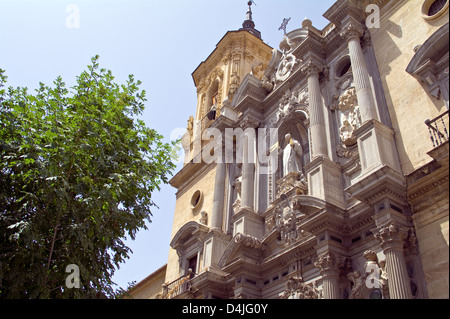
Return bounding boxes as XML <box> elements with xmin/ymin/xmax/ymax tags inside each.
<box><xmin>282</xmin><ymin>134</ymin><xmax>303</xmax><ymax>177</ymax></box>
<box><xmin>199</xmin><ymin>211</ymin><xmax>208</xmax><ymax>225</ymax></box>
<box><xmin>232</xmin><ymin>164</ymin><xmax>242</xmax><ymax>214</ymax></box>
<box><xmin>338</xmin><ymin>87</ymin><xmax>361</xmax><ymax>146</ymax></box>
<box><xmin>275</xmin><ymin>134</ymin><xmax>307</xmax><ymax>198</ymax></box>
<box><xmin>187</xmin><ymin>116</ymin><xmax>194</xmax><ymax>142</ymax></box>
<box><xmin>228</xmin><ymin>72</ymin><xmax>240</xmax><ymax>101</ymax></box>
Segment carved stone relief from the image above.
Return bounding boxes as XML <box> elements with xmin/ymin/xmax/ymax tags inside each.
<box><xmin>347</xmin><ymin>250</ymin><xmax>389</xmax><ymax>299</ymax></box>
<box><xmin>275</xmin><ymin>53</ymin><xmax>300</xmax><ymax>84</ymax></box>
<box><xmin>273</xmin><ymin>194</ymin><xmax>309</xmax><ymax>245</ymax></box>
<box><xmin>280</xmin><ymin>276</ymin><xmax>323</xmax><ymax>299</ymax></box>
<box><xmin>276</xmin><ymin>171</ymin><xmax>308</xmax><ymax>198</ymax></box>
<box><xmin>276</xmin><ymin>88</ymin><xmax>309</xmax><ymax>123</ymax></box>
<box><xmin>337</xmin><ymin>87</ymin><xmax>361</xmax><ymax>146</ymax></box>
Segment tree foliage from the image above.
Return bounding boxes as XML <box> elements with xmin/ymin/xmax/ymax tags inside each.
<box><xmin>0</xmin><ymin>56</ymin><xmax>177</xmax><ymax>298</ymax></box>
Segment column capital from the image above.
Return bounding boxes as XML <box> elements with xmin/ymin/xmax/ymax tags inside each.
<box><xmin>340</xmin><ymin>22</ymin><xmax>365</xmax><ymax>42</ymax></box>
<box><xmin>301</xmin><ymin>59</ymin><xmax>325</xmax><ymax>77</ymax></box>
<box><xmin>314</xmin><ymin>251</ymin><xmax>340</xmax><ymax>275</ymax></box>
<box><xmin>374</xmin><ymin>223</ymin><xmax>408</xmax><ymax>251</ymax></box>
<box><xmin>239</xmin><ymin>115</ymin><xmax>260</xmax><ymax>130</ymax></box>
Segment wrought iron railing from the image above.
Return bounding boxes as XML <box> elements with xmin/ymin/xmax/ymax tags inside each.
<box><xmin>161</xmin><ymin>270</ymin><xmax>193</xmax><ymax>299</ymax></box>
<box><xmin>425</xmin><ymin>110</ymin><xmax>449</xmax><ymax>148</ymax></box>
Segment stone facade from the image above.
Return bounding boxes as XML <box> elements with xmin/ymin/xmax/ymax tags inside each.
<box><xmin>129</xmin><ymin>0</ymin><xmax>449</xmax><ymax>299</ymax></box>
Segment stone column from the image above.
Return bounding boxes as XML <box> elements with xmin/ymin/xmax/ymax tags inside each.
<box><xmin>375</xmin><ymin>223</ymin><xmax>413</xmax><ymax>299</ymax></box>
<box><xmin>340</xmin><ymin>22</ymin><xmax>377</xmax><ymax>123</ymax></box>
<box><xmin>211</xmin><ymin>161</ymin><xmax>226</xmax><ymax>230</ymax></box>
<box><xmin>315</xmin><ymin>251</ymin><xmax>341</xmax><ymax>299</ymax></box>
<box><xmin>241</xmin><ymin>133</ymin><xmax>255</xmax><ymax>210</ymax></box>
<box><xmin>301</xmin><ymin>59</ymin><xmax>328</xmax><ymax>159</ymax></box>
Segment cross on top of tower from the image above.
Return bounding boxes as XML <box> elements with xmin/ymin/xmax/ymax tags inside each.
<box><xmin>278</xmin><ymin>17</ymin><xmax>291</xmax><ymax>35</ymax></box>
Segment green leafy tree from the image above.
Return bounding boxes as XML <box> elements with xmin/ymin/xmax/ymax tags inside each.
<box><xmin>0</xmin><ymin>56</ymin><xmax>177</xmax><ymax>298</ymax></box>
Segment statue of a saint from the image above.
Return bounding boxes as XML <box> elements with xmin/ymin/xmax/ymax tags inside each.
<box><xmin>282</xmin><ymin>134</ymin><xmax>303</xmax><ymax>176</ymax></box>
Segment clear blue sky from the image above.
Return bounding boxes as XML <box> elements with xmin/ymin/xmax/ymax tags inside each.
<box><xmin>0</xmin><ymin>0</ymin><xmax>335</xmax><ymax>290</ymax></box>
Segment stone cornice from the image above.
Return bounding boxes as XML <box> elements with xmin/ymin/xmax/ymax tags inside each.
<box><xmin>323</xmin><ymin>0</ymin><xmax>365</xmax><ymax>27</ymax></box>
<box><xmin>169</xmin><ymin>161</ymin><xmax>215</xmax><ymax>194</ymax></box>
<box><xmin>346</xmin><ymin>165</ymin><xmax>407</xmax><ymax>206</ymax></box>
<box><xmin>407</xmin><ymin>173</ymin><xmax>449</xmax><ymax>203</ymax></box>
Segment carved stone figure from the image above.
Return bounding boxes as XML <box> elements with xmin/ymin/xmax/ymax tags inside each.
<box><xmin>228</xmin><ymin>72</ymin><xmax>240</xmax><ymax>101</ymax></box>
<box><xmin>337</xmin><ymin>87</ymin><xmax>361</xmax><ymax>146</ymax></box>
<box><xmin>282</xmin><ymin>134</ymin><xmax>303</xmax><ymax>177</ymax></box>
<box><xmin>199</xmin><ymin>211</ymin><xmax>208</xmax><ymax>225</ymax></box>
<box><xmin>260</xmin><ymin>75</ymin><xmax>274</xmax><ymax>92</ymax></box>
<box><xmin>347</xmin><ymin>270</ymin><xmax>365</xmax><ymax>299</ymax></box>
<box><xmin>187</xmin><ymin>116</ymin><xmax>194</xmax><ymax>141</ymax></box>
<box><xmin>232</xmin><ymin>165</ymin><xmax>243</xmax><ymax>214</ymax></box>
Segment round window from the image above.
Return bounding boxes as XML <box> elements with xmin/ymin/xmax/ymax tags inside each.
<box><xmin>335</xmin><ymin>56</ymin><xmax>352</xmax><ymax>78</ymax></box>
<box><xmin>190</xmin><ymin>190</ymin><xmax>203</xmax><ymax>210</ymax></box>
<box><xmin>422</xmin><ymin>0</ymin><xmax>449</xmax><ymax>20</ymax></box>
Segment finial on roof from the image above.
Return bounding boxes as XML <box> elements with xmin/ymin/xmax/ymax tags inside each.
<box><xmin>240</xmin><ymin>0</ymin><xmax>261</xmax><ymax>39</ymax></box>
<box><xmin>246</xmin><ymin>1</ymin><xmax>254</xmax><ymax>21</ymax></box>
<box><xmin>302</xmin><ymin>17</ymin><xmax>312</xmax><ymax>28</ymax></box>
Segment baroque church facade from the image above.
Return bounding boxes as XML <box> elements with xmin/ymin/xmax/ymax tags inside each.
<box><xmin>129</xmin><ymin>0</ymin><xmax>449</xmax><ymax>299</ymax></box>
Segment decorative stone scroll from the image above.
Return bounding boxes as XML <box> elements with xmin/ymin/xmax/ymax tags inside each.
<box><xmin>234</xmin><ymin>233</ymin><xmax>263</xmax><ymax>249</ymax></box>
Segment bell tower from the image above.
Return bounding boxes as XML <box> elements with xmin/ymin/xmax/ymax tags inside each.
<box><xmin>181</xmin><ymin>1</ymin><xmax>273</xmax><ymax>164</ymax></box>
<box><xmin>168</xmin><ymin>2</ymin><xmax>272</xmax><ymax>287</ymax></box>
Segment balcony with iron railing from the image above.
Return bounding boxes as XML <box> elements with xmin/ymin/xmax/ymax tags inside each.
<box><xmin>161</xmin><ymin>270</ymin><xmax>194</xmax><ymax>299</ymax></box>
<box><xmin>425</xmin><ymin>110</ymin><xmax>449</xmax><ymax>148</ymax></box>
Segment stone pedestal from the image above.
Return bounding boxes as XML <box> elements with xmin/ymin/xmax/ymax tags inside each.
<box><xmin>202</xmin><ymin>229</ymin><xmax>232</xmax><ymax>269</ymax></box>
<box><xmin>354</xmin><ymin>119</ymin><xmax>401</xmax><ymax>178</ymax></box>
<box><xmin>232</xmin><ymin>207</ymin><xmax>264</xmax><ymax>239</ymax></box>
<box><xmin>305</xmin><ymin>156</ymin><xmax>345</xmax><ymax>209</ymax></box>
